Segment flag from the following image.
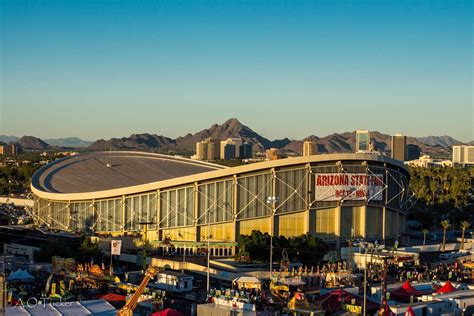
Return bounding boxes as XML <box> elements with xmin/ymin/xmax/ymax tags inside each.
<box><xmin>111</xmin><ymin>240</ymin><xmax>122</xmax><ymax>256</ymax></box>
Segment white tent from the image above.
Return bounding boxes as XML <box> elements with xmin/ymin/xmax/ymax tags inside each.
<box><xmin>233</xmin><ymin>276</ymin><xmax>261</xmax><ymax>284</ymax></box>
<box><xmin>233</xmin><ymin>276</ymin><xmax>262</xmax><ymax>289</ymax></box>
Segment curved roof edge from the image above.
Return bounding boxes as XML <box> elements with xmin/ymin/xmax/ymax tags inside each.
<box><xmin>32</xmin><ymin>152</ymin><xmax>408</xmax><ymax>202</ymax></box>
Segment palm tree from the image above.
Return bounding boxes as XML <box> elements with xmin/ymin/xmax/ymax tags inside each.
<box><xmin>460</xmin><ymin>221</ymin><xmax>470</xmax><ymax>250</ymax></box>
<box><xmin>440</xmin><ymin>220</ymin><xmax>451</xmax><ymax>252</ymax></box>
<box><xmin>422</xmin><ymin>229</ymin><xmax>429</xmax><ymax>249</ymax></box>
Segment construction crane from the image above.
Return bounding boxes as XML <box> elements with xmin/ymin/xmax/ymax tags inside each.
<box><xmin>118</xmin><ymin>265</ymin><xmax>160</xmax><ymax>316</ymax></box>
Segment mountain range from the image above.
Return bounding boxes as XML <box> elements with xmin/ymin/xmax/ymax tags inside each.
<box><xmin>1</xmin><ymin>118</ymin><xmax>470</xmax><ymax>158</ymax></box>
<box><xmin>87</xmin><ymin>118</ymin><xmax>467</xmax><ymax>158</ymax></box>
<box><xmin>0</xmin><ymin>136</ymin><xmax>93</xmax><ymax>148</ymax></box>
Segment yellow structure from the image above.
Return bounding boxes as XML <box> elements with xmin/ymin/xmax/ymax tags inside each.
<box><xmin>303</xmin><ymin>140</ymin><xmax>317</xmax><ymax>156</ymax></box>
<box><xmin>118</xmin><ymin>265</ymin><xmax>159</xmax><ymax>316</ymax></box>
<box><xmin>31</xmin><ymin>152</ymin><xmax>410</xmax><ymax>256</ymax></box>
<box><xmin>196</xmin><ymin>138</ymin><xmax>220</xmax><ymax>161</ymax></box>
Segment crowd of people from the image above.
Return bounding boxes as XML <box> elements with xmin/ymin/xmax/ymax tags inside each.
<box><xmin>358</xmin><ymin>260</ymin><xmax>473</xmax><ymax>285</ymax></box>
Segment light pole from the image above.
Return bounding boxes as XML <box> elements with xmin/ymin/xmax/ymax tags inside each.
<box><xmin>266</xmin><ymin>196</ymin><xmax>279</xmax><ymax>276</ymax></box>
<box><xmin>354</xmin><ymin>240</ymin><xmax>377</xmax><ymax>316</ymax></box>
<box><xmin>206</xmin><ymin>210</ymin><xmax>211</xmax><ymax>293</ymax></box>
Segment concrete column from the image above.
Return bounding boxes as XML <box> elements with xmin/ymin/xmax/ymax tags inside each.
<box><xmin>309</xmin><ymin>210</ymin><xmax>316</xmax><ymax>236</ymax></box>
<box><xmin>361</xmin><ymin>205</ymin><xmax>367</xmax><ymax>238</ymax></box>
<box><xmin>335</xmin><ymin>206</ymin><xmax>342</xmax><ymax>251</ymax></box>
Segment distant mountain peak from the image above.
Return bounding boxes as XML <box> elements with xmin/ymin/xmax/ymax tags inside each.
<box><xmin>18</xmin><ymin>136</ymin><xmax>49</xmax><ymax>150</ymax></box>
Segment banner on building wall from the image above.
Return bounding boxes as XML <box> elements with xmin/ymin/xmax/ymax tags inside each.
<box><xmin>315</xmin><ymin>173</ymin><xmax>384</xmax><ymax>201</ymax></box>
<box><xmin>111</xmin><ymin>240</ymin><xmax>122</xmax><ymax>255</ymax></box>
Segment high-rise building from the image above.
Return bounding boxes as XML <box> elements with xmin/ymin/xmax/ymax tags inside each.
<box><xmin>453</xmin><ymin>145</ymin><xmax>474</xmax><ymax>165</ymax></box>
<box><xmin>0</xmin><ymin>145</ymin><xmax>8</xmax><ymax>155</ymax></box>
<box><xmin>220</xmin><ymin>138</ymin><xmax>242</xmax><ymax>159</ymax></box>
<box><xmin>266</xmin><ymin>148</ymin><xmax>279</xmax><ymax>161</ymax></box>
<box><xmin>239</xmin><ymin>142</ymin><xmax>253</xmax><ymax>159</ymax></box>
<box><xmin>406</xmin><ymin>144</ymin><xmax>421</xmax><ymax>161</ymax></box>
<box><xmin>196</xmin><ymin>141</ymin><xmax>208</xmax><ymax>161</ymax></box>
<box><xmin>356</xmin><ymin>130</ymin><xmax>370</xmax><ymax>152</ymax></box>
<box><xmin>303</xmin><ymin>140</ymin><xmax>317</xmax><ymax>156</ymax></box>
<box><xmin>0</xmin><ymin>144</ymin><xmax>21</xmax><ymax>156</ymax></box>
<box><xmin>9</xmin><ymin>144</ymin><xmax>22</xmax><ymax>156</ymax></box>
<box><xmin>391</xmin><ymin>134</ymin><xmax>407</xmax><ymax>161</ymax></box>
<box><xmin>222</xmin><ymin>144</ymin><xmax>236</xmax><ymax>160</ymax></box>
<box><xmin>196</xmin><ymin>138</ymin><xmax>220</xmax><ymax>161</ymax></box>
<box><xmin>206</xmin><ymin>139</ymin><xmax>220</xmax><ymax>161</ymax></box>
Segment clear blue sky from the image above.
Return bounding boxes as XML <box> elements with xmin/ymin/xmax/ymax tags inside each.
<box><xmin>1</xmin><ymin>0</ymin><xmax>472</xmax><ymax>142</ymax></box>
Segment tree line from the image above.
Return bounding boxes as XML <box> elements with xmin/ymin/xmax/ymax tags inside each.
<box><xmin>408</xmin><ymin>165</ymin><xmax>472</xmax><ymax>229</ymax></box>
<box><xmin>237</xmin><ymin>231</ymin><xmax>329</xmax><ymax>266</ymax></box>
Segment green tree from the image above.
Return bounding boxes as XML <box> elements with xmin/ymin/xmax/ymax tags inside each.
<box><xmin>34</xmin><ymin>237</ymin><xmax>104</xmax><ymax>264</ymax></box>
<box><xmin>460</xmin><ymin>221</ymin><xmax>470</xmax><ymax>250</ymax></box>
<box><xmin>237</xmin><ymin>231</ymin><xmax>328</xmax><ymax>266</ymax></box>
<box><xmin>422</xmin><ymin>228</ymin><xmax>429</xmax><ymax>248</ymax></box>
<box><xmin>440</xmin><ymin>220</ymin><xmax>451</xmax><ymax>252</ymax></box>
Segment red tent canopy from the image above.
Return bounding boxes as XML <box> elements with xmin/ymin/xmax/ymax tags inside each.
<box><xmin>151</xmin><ymin>308</ymin><xmax>185</xmax><ymax>316</ymax></box>
<box><xmin>390</xmin><ymin>281</ymin><xmax>424</xmax><ymax>301</ymax></box>
<box><xmin>318</xmin><ymin>288</ymin><xmax>379</xmax><ymax>314</ymax></box>
<box><xmin>436</xmin><ymin>281</ymin><xmax>456</xmax><ymax>294</ymax></box>
<box><xmin>100</xmin><ymin>293</ymin><xmax>126</xmax><ymax>302</ymax></box>
<box><xmin>404</xmin><ymin>306</ymin><xmax>415</xmax><ymax>316</ymax></box>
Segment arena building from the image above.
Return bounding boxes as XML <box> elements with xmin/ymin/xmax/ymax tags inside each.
<box><xmin>31</xmin><ymin>151</ymin><xmax>410</xmax><ymax>257</ymax></box>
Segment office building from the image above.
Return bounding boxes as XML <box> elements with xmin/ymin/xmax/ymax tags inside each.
<box><xmin>0</xmin><ymin>145</ymin><xmax>8</xmax><ymax>155</ymax></box>
<box><xmin>406</xmin><ymin>144</ymin><xmax>421</xmax><ymax>161</ymax></box>
<box><xmin>206</xmin><ymin>139</ymin><xmax>220</xmax><ymax>161</ymax></box>
<box><xmin>405</xmin><ymin>155</ymin><xmax>435</xmax><ymax>168</ymax></box>
<box><xmin>0</xmin><ymin>144</ymin><xmax>21</xmax><ymax>156</ymax></box>
<box><xmin>196</xmin><ymin>141</ymin><xmax>208</xmax><ymax>161</ymax></box>
<box><xmin>303</xmin><ymin>140</ymin><xmax>317</xmax><ymax>156</ymax></box>
<box><xmin>196</xmin><ymin>138</ymin><xmax>220</xmax><ymax>161</ymax></box>
<box><xmin>239</xmin><ymin>142</ymin><xmax>253</xmax><ymax>159</ymax></box>
<box><xmin>10</xmin><ymin>144</ymin><xmax>22</xmax><ymax>156</ymax></box>
<box><xmin>356</xmin><ymin>130</ymin><xmax>370</xmax><ymax>152</ymax></box>
<box><xmin>222</xmin><ymin>143</ymin><xmax>236</xmax><ymax>160</ymax></box>
<box><xmin>220</xmin><ymin>138</ymin><xmax>242</xmax><ymax>159</ymax></box>
<box><xmin>453</xmin><ymin>145</ymin><xmax>474</xmax><ymax>165</ymax></box>
<box><xmin>391</xmin><ymin>134</ymin><xmax>407</xmax><ymax>161</ymax></box>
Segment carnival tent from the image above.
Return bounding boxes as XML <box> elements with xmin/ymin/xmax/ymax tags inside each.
<box><xmin>390</xmin><ymin>281</ymin><xmax>425</xmax><ymax>302</ymax></box>
<box><xmin>7</xmin><ymin>269</ymin><xmax>35</xmax><ymax>282</ymax></box>
<box><xmin>404</xmin><ymin>306</ymin><xmax>415</xmax><ymax>316</ymax></box>
<box><xmin>100</xmin><ymin>293</ymin><xmax>126</xmax><ymax>303</ymax></box>
<box><xmin>436</xmin><ymin>281</ymin><xmax>456</xmax><ymax>294</ymax></box>
<box><xmin>151</xmin><ymin>308</ymin><xmax>185</xmax><ymax>316</ymax></box>
<box><xmin>233</xmin><ymin>276</ymin><xmax>262</xmax><ymax>290</ymax></box>
<box><xmin>318</xmin><ymin>288</ymin><xmax>379</xmax><ymax>314</ymax></box>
